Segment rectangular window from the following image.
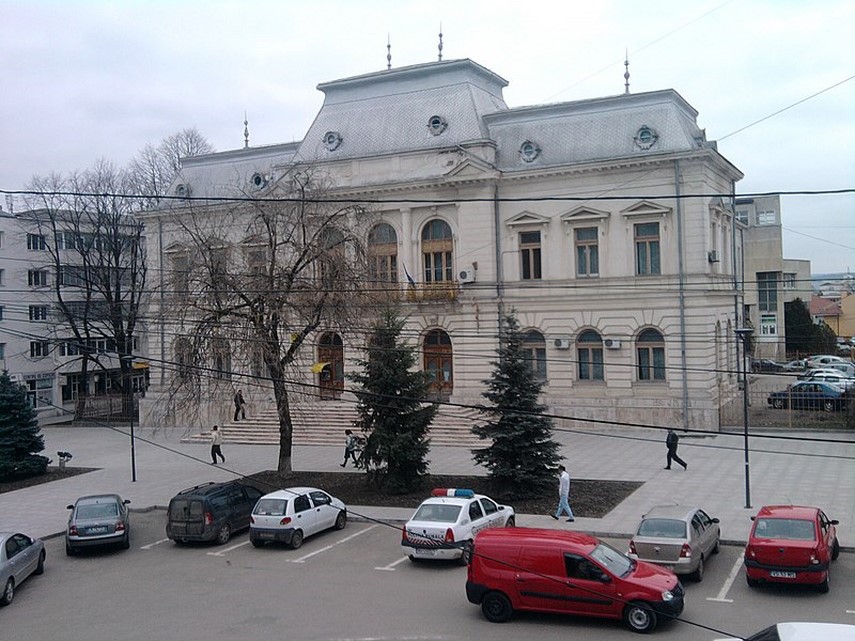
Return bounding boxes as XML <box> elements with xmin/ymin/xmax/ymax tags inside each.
<box><xmin>756</xmin><ymin>210</ymin><xmax>776</xmax><ymax>226</ymax></box>
<box><xmin>519</xmin><ymin>231</ymin><xmax>542</xmax><ymax>280</ymax></box>
<box><xmin>0</xmin><ymin>306</ymin><xmax>3</xmax><ymax>321</ymax></box>
<box><xmin>29</xmin><ymin>305</ymin><xmax>49</xmax><ymax>321</ymax></box>
<box><xmin>423</xmin><ymin>251</ymin><xmax>452</xmax><ymax>282</ymax></box>
<box><xmin>735</xmin><ymin>208</ymin><xmax>749</xmax><ymax>225</ymax></box>
<box><xmin>782</xmin><ymin>273</ymin><xmax>796</xmax><ymax>289</ymax></box>
<box><xmin>757</xmin><ymin>272</ymin><xmax>778</xmax><ymax>312</ymax></box>
<box><xmin>634</xmin><ymin>222</ymin><xmax>661</xmax><ymax>275</ymax></box>
<box><xmin>30</xmin><ymin>341</ymin><xmax>50</xmax><ymax>358</ymax></box>
<box><xmin>638</xmin><ymin>347</ymin><xmax>666</xmax><ymax>381</ymax></box>
<box><xmin>578</xmin><ymin>347</ymin><xmax>604</xmax><ymax>380</ymax></box>
<box><xmin>27</xmin><ymin>378</ymin><xmax>53</xmax><ymax>408</ymax></box>
<box><xmin>760</xmin><ymin>314</ymin><xmax>777</xmax><ymax>336</ymax></box>
<box><xmin>0</xmin><ymin>343</ymin><xmax>5</xmax><ymax>359</ymax></box>
<box><xmin>27</xmin><ymin>233</ymin><xmax>48</xmax><ymax>250</ymax></box>
<box><xmin>575</xmin><ymin>227</ymin><xmax>599</xmax><ymax>277</ymax></box>
<box><xmin>0</xmin><ymin>231</ymin><xmax>4</xmax><ymax>247</ymax></box>
<box><xmin>524</xmin><ymin>345</ymin><xmax>547</xmax><ymax>381</ymax></box>
<box><xmin>28</xmin><ymin>269</ymin><xmax>49</xmax><ymax>287</ymax></box>
<box><xmin>0</xmin><ymin>268</ymin><xmax>4</xmax><ymax>285</ymax></box>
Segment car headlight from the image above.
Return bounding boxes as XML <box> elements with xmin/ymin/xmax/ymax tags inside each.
<box><xmin>661</xmin><ymin>590</ymin><xmax>674</xmax><ymax>602</ymax></box>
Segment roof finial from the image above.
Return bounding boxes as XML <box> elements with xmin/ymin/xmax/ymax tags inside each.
<box><xmin>624</xmin><ymin>49</ymin><xmax>630</xmax><ymax>94</ymax></box>
<box><xmin>243</xmin><ymin>111</ymin><xmax>249</xmax><ymax>148</ymax></box>
<box><xmin>438</xmin><ymin>23</ymin><xmax>443</xmax><ymax>61</ymax></box>
<box><xmin>387</xmin><ymin>34</ymin><xmax>392</xmax><ymax>70</ymax></box>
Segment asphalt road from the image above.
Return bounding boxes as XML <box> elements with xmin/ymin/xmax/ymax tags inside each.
<box><xmin>4</xmin><ymin>510</ymin><xmax>854</xmax><ymax>641</ymax></box>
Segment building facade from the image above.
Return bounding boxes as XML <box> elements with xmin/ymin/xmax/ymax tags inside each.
<box><xmin>139</xmin><ymin>58</ymin><xmax>747</xmax><ymax>433</ymax></box>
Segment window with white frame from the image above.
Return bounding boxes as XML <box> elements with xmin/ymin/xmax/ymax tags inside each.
<box><xmin>27</xmin><ymin>378</ymin><xmax>53</xmax><ymax>408</ymax></box>
<box><xmin>368</xmin><ymin>223</ymin><xmax>398</xmax><ymax>283</ymax></box>
<box><xmin>634</xmin><ymin>222</ymin><xmax>661</xmax><ymax>275</ymax></box>
<box><xmin>29</xmin><ymin>305</ymin><xmax>48</xmax><ymax>321</ymax></box>
<box><xmin>756</xmin><ymin>210</ymin><xmax>776</xmax><ymax>226</ymax></box>
<box><xmin>782</xmin><ymin>273</ymin><xmax>796</xmax><ymax>289</ymax></box>
<box><xmin>760</xmin><ymin>314</ymin><xmax>777</xmax><ymax>336</ymax></box>
<box><xmin>522</xmin><ymin>330</ymin><xmax>547</xmax><ymax>381</ymax></box>
<box><xmin>27</xmin><ymin>233</ymin><xmax>48</xmax><ymax>250</ymax></box>
<box><xmin>519</xmin><ymin>231</ymin><xmax>542</xmax><ymax>280</ymax></box>
<box><xmin>637</xmin><ymin>329</ymin><xmax>666</xmax><ymax>381</ymax></box>
<box><xmin>577</xmin><ymin>330</ymin><xmax>604</xmax><ymax>381</ymax></box>
<box><xmin>28</xmin><ymin>269</ymin><xmax>49</xmax><ymax>287</ymax></box>
<box><xmin>421</xmin><ymin>219</ymin><xmax>453</xmax><ymax>283</ymax></box>
<box><xmin>575</xmin><ymin>227</ymin><xmax>599</xmax><ymax>277</ymax></box>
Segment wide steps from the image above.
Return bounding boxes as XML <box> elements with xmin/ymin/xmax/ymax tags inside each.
<box><xmin>182</xmin><ymin>401</ymin><xmax>486</xmax><ymax>448</ymax></box>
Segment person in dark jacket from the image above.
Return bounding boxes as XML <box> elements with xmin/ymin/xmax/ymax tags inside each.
<box><xmin>665</xmin><ymin>429</ymin><xmax>687</xmax><ymax>470</ymax></box>
<box><xmin>233</xmin><ymin>389</ymin><xmax>246</xmax><ymax>421</ymax></box>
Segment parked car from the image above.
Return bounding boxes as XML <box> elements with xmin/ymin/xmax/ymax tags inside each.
<box><xmin>0</xmin><ymin>532</ymin><xmax>45</xmax><ymax>606</ymax></box>
<box><xmin>766</xmin><ymin>381</ymin><xmax>848</xmax><ymax>412</ymax></box>
<box><xmin>781</xmin><ymin>359</ymin><xmax>807</xmax><ymax>372</ymax></box>
<box><xmin>715</xmin><ymin>622</ymin><xmax>855</xmax><ymax>641</ymax></box>
<box><xmin>744</xmin><ymin>505</ymin><xmax>840</xmax><ymax>593</ymax></box>
<box><xmin>66</xmin><ymin>494</ymin><xmax>131</xmax><ymax>555</ymax></box>
<box><xmin>751</xmin><ymin>358</ymin><xmax>783</xmax><ymax>373</ymax></box>
<box><xmin>249</xmin><ymin>487</ymin><xmax>347</xmax><ymax>549</ymax></box>
<box><xmin>628</xmin><ymin>505</ymin><xmax>720</xmax><ymax>582</ymax></box>
<box><xmin>166</xmin><ymin>481</ymin><xmax>263</xmax><ymax>545</ymax></box>
<box><xmin>801</xmin><ymin>371</ymin><xmax>855</xmax><ymax>390</ymax></box>
<box><xmin>797</xmin><ymin>367</ymin><xmax>845</xmax><ymax>380</ymax></box>
<box><xmin>466</xmin><ymin>528</ymin><xmax>684</xmax><ymax>633</ymax></box>
<box><xmin>805</xmin><ymin>355</ymin><xmax>852</xmax><ymax>372</ymax></box>
<box><xmin>402</xmin><ymin>488</ymin><xmax>515</xmax><ymax>563</ymax></box>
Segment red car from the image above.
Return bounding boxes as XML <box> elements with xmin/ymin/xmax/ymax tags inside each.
<box><xmin>744</xmin><ymin>505</ymin><xmax>840</xmax><ymax>593</ymax></box>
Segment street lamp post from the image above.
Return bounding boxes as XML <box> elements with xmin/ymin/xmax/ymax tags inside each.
<box><xmin>121</xmin><ymin>355</ymin><xmax>137</xmax><ymax>482</ymax></box>
<box><xmin>735</xmin><ymin>327</ymin><xmax>753</xmax><ymax>509</ymax></box>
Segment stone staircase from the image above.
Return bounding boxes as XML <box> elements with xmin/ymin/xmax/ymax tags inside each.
<box><xmin>182</xmin><ymin>399</ymin><xmax>486</xmax><ymax>448</ymax></box>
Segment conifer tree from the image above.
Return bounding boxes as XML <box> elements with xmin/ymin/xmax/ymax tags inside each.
<box><xmin>472</xmin><ymin>313</ymin><xmax>561</xmax><ymax>499</ymax></box>
<box><xmin>0</xmin><ymin>371</ymin><xmax>47</xmax><ymax>480</ymax></box>
<box><xmin>350</xmin><ymin>307</ymin><xmax>437</xmax><ymax>494</ymax></box>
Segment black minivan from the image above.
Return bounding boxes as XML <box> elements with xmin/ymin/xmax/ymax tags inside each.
<box><xmin>166</xmin><ymin>481</ymin><xmax>263</xmax><ymax>545</ymax></box>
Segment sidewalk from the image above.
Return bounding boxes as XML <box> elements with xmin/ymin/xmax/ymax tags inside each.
<box><xmin>1</xmin><ymin>424</ymin><xmax>852</xmax><ymax>549</ymax></box>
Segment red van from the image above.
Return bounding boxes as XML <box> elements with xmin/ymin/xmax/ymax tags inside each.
<box><xmin>466</xmin><ymin>528</ymin><xmax>684</xmax><ymax>633</ymax></box>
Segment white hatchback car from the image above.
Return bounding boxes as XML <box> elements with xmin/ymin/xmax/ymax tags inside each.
<box><xmin>402</xmin><ymin>488</ymin><xmax>515</xmax><ymax>563</ymax></box>
<box><xmin>715</xmin><ymin>622</ymin><xmax>855</xmax><ymax>641</ymax></box>
<box><xmin>249</xmin><ymin>487</ymin><xmax>347</xmax><ymax>549</ymax></box>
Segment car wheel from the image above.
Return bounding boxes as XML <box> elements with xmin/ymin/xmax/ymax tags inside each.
<box><xmin>290</xmin><ymin>530</ymin><xmax>304</xmax><ymax>550</ymax></box>
<box><xmin>334</xmin><ymin>510</ymin><xmax>347</xmax><ymax>530</ymax></box>
<box><xmin>689</xmin><ymin>555</ymin><xmax>704</xmax><ymax>582</ymax></box>
<box><xmin>65</xmin><ymin>542</ymin><xmax>76</xmax><ymax>557</ymax></box>
<box><xmin>215</xmin><ymin>524</ymin><xmax>231</xmax><ymax>545</ymax></box>
<box><xmin>35</xmin><ymin>550</ymin><xmax>46</xmax><ymax>575</ymax></box>
<box><xmin>505</xmin><ymin>516</ymin><xmax>516</xmax><ymax>528</ymax></box>
<box><xmin>712</xmin><ymin>536</ymin><xmax>720</xmax><ymax>555</ymax></box>
<box><xmin>746</xmin><ymin>576</ymin><xmax>759</xmax><ymax>588</ymax></box>
<box><xmin>832</xmin><ymin>538</ymin><xmax>840</xmax><ymax>561</ymax></box>
<box><xmin>772</xmin><ymin>398</ymin><xmax>784</xmax><ymax>409</ymax></box>
<box><xmin>250</xmin><ymin>538</ymin><xmax>264</xmax><ymax>548</ymax></box>
<box><xmin>817</xmin><ymin>572</ymin><xmax>830</xmax><ymax>594</ymax></box>
<box><xmin>460</xmin><ymin>540</ymin><xmax>473</xmax><ymax>566</ymax></box>
<box><xmin>623</xmin><ymin>601</ymin><xmax>657</xmax><ymax>633</ymax></box>
<box><xmin>1</xmin><ymin>579</ymin><xmax>13</xmax><ymax>606</ymax></box>
<box><xmin>823</xmin><ymin>400</ymin><xmax>835</xmax><ymax>412</ymax></box>
<box><xmin>120</xmin><ymin>533</ymin><xmax>130</xmax><ymax>550</ymax></box>
<box><xmin>481</xmin><ymin>591</ymin><xmax>513</xmax><ymax>623</ymax></box>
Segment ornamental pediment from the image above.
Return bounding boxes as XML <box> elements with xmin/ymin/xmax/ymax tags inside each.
<box><xmin>506</xmin><ymin>211</ymin><xmax>550</xmax><ymax>226</ymax></box>
<box><xmin>620</xmin><ymin>200</ymin><xmax>671</xmax><ymax>218</ymax></box>
<box><xmin>559</xmin><ymin>206</ymin><xmax>611</xmax><ymax>223</ymax></box>
<box><xmin>444</xmin><ymin>157</ymin><xmax>495</xmax><ymax>178</ymax></box>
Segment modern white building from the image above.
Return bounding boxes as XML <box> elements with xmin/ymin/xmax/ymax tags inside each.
<box><xmin>139</xmin><ymin>57</ymin><xmax>749</xmax><ymax>434</ymax></box>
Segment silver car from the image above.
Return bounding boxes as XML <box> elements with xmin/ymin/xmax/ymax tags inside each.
<box><xmin>66</xmin><ymin>494</ymin><xmax>131</xmax><ymax>555</ymax></box>
<box><xmin>628</xmin><ymin>505</ymin><xmax>720</xmax><ymax>582</ymax></box>
<box><xmin>1</xmin><ymin>532</ymin><xmax>45</xmax><ymax>606</ymax></box>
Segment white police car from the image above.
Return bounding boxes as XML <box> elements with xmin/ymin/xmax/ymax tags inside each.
<box><xmin>401</xmin><ymin>488</ymin><xmax>515</xmax><ymax>563</ymax></box>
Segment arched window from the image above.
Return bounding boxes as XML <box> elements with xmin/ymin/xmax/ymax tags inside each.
<box><xmin>637</xmin><ymin>328</ymin><xmax>666</xmax><ymax>381</ymax></box>
<box><xmin>319</xmin><ymin>227</ymin><xmax>345</xmax><ymax>286</ymax></box>
<box><xmin>577</xmin><ymin>330</ymin><xmax>604</xmax><ymax>381</ymax></box>
<box><xmin>522</xmin><ymin>330</ymin><xmax>547</xmax><ymax>381</ymax></box>
<box><xmin>423</xmin><ymin>329</ymin><xmax>453</xmax><ymax>399</ymax></box>
<box><xmin>174</xmin><ymin>337</ymin><xmax>194</xmax><ymax>381</ymax></box>
<box><xmin>421</xmin><ymin>219</ymin><xmax>453</xmax><ymax>283</ymax></box>
<box><xmin>368</xmin><ymin>223</ymin><xmax>398</xmax><ymax>283</ymax></box>
<box><xmin>212</xmin><ymin>338</ymin><xmax>231</xmax><ymax>380</ymax></box>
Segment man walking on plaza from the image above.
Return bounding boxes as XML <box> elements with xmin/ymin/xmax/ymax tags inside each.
<box><xmin>550</xmin><ymin>464</ymin><xmax>575</xmax><ymax>522</ymax></box>
<box><xmin>665</xmin><ymin>428</ymin><xmax>688</xmax><ymax>470</ymax></box>
<box><xmin>210</xmin><ymin>425</ymin><xmax>225</xmax><ymax>465</ymax></box>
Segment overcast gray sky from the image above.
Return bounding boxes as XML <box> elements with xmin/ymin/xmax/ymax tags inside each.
<box><xmin>2</xmin><ymin>0</ymin><xmax>853</xmax><ymax>273</ymax></box>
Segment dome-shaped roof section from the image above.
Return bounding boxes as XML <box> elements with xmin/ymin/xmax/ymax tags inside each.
<box><xmin>296</xmin><ymin>59</ymin><xmax>509</xmax><ymax>163</ymax></box>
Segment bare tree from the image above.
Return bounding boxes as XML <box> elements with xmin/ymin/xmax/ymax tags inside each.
<box><xmin>163</xmin><ymin>169</ymin><xmax>372</xmax><ymax>473</ymax></box>
<box><xmin>24</xmin><ymin>160</ymin><xmax>147</xmax><ymax>420</ymax></box>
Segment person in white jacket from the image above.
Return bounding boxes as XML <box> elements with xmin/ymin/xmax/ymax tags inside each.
<box><xmin>550</xmin><ymin>465</ymin><xmax>575</xmax><ymax>522</ymax></box>
<box><xmin>210</xmin><ymin>425</ymin><xmax>225</xmax><ymax>465</ymax></box>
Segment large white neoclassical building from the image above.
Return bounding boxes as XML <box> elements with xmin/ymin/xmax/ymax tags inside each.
<box><xmin>138</xmin><ymin>57</ymin><xmax>747</xmax><ymax>436</ymax></box>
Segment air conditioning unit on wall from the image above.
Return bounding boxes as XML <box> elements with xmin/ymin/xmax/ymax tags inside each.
<box><xmin>554</xmin><ymin>338</ymin><xmax>571</xmax><ymax>350</ymax></box>
<box><xmin>604</xmin><ymin>338</ymin><xmax>622</xmax><ymax>349</ymax></box>
<box><xmin>458</xmin><ymin>268</ymin><xmax>476</xmax><ymax>283</ymax></box>
<box><xmin>708</xmin><ymin>250</ymin><xmax>720</xmax><ymax>263</ymax></box>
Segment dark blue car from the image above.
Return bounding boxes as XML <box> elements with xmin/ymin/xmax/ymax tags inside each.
<box><xmin>767</xmin><ymin>381</ymin><xmax>847</xmax><ymax>412</ymax></box>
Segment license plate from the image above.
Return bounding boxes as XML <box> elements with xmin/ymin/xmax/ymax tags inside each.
<box><xmin>259</xmin><ymin>532</ymin><xmax>274</xmax><ymax>539</ymax></box>
<box><xmin>88</xmin><ymin>526</ymin><xmax>108</xmax><ymax>534</ymax></box>
<box><xmin>416</xmin><ymin>548</ymin><xmax>437</xmax><ymax>556</ymax></box>
<box><xmin>770</xmin><ymin>571</ymin><xmax>796</xmax><ymax>578</ymax></box>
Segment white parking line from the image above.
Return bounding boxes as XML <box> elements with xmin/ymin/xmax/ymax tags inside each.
<box><xmin>290</xmin><ymin>525</ymin><xmax>379</xmax><ymax>563</ymax></box>
<box><xmin>707</xmin><ymin>554</ymin><xmax>744</xmax><ymax>603</ymax></box>
<box><xmin>207</xmin><ymin>540</ymin><xmax>251</xmax><ymax>557</ymax></box>
<box><xmin>846</xmin><ymin>610</ymin><xmax>855</xmax><ymax>615</ymax></box>
<box><xmin>140</xmin><ymin>538</ymin><xmax>170</xmax><ymax>550</ymax></box>
<box><xmin>375</xmin><ymin>556</ymin><xmax>410</xmax><ymax>571</ymax></box>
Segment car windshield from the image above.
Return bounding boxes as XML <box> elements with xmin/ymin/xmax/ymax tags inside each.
<box><xmin>637</xmin><ymin>518</ymin><xmax>687</xmax><ymax>538</ymax></box>
<box><xmin>412</xmin><ymin>504</ymin><xmax>462</xmax><ymax>523</ymax></box>
<box><xmin>590</xmin><ymin>542</ymin><xmax>633</xmax><ymax>577</ymax></box>
<box><xmin>254</xmin><ymin>498</ymin><xmax>288</xmax><ymax>516</ymax></box>
<box><xmin>754</xmin><ymin>518</ymin><xmax>816</xmax><ymax>540</ymax></box>
<box><xmin>77</xmin><ymin>503</ymin><xmax>118</xmax><ymax>519</ymax></box>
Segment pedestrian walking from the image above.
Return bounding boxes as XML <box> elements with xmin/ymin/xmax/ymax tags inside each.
<box><xmin>665</xmin><ymin>429</ymin><xmax>688</xmax><ymax>470</ymax></box>
<box><xmin>210</xmin><ymin>425</ymin><xmax>226</xmax><ymax>465</ymax></box>
<box><xmin>233</xmin><ymin>389</ymin><xmax>247</xmax><ymax>421</ymax></box>
<box><xmin>340</xmin><ymin>429</ymin><xmax>359</xmax><ymax>468</ymax></box>
<box><xmin>550</xmin><ymin>465</ymin><xmax>575</xmax><ymax>522</ymax></box>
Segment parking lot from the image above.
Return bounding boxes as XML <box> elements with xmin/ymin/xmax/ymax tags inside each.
<box><xmin>4</xmin><ymin>510</ymin><xmax>854</xmax><ymax>641</ymax></box>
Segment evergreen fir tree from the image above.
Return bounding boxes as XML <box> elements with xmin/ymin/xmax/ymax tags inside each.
<box><xmin>472</xmin><ymin>313</ymin><xmax>561</xmax><ymax>499</ymax></box>
<box><xmin>0</xmin><ymin>371</ymin><xmax>47</xmax><ymax>480</ymax></box>
<box><xmin>350</xmin><ymin>307</ymin><xmax>437</xmax><ymax>494</ymax></box>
